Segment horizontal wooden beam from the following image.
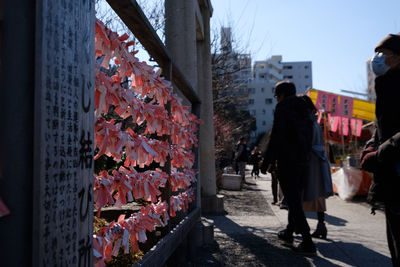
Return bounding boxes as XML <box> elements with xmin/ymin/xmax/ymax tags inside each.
<box><xmin>106</xmin><ymin>0</ymin><xmax>201</xmax><ymax>104</ymax></box>
<box><xmin>133</xmin><ymin>207</ymin><xmax>201</xmax><ymax>266</ymax></box>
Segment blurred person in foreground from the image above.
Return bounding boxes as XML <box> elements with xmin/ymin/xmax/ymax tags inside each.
<box><xmin>360</xmin><ymin>33</ymin><xmax>400</xmax><ymax>266</ymax></box>
<box><xmin>261</xmin><ymin>81</ymin><xmax>316</xmax><ymax>255</ymax></box>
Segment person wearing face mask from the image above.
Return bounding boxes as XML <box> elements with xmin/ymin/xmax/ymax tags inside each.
<box><xmin>360</xmin><ymin>33</ymin><xmax>400</xmax><ymax>266</ymax></box>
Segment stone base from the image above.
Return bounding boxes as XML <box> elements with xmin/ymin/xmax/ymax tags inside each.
<box><xmin>201</xmin><ymin>194</ymin><xmax>224</xmax><ymax>215</ymax></box>
<box><xmin>201</xmin><ymin>217</ymin><xmax>214</xmax><ymax>244</ymax></box>
<box><xmin>221</xmin><ymin>173</ymin><xmax>242</xmax><ymax>190</ymax></box>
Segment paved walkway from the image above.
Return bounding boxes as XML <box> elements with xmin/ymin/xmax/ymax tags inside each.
<box><xmin>193</xmin><ymin>166</ymin><xmax>392</xmax><ymax>266</ymax></box>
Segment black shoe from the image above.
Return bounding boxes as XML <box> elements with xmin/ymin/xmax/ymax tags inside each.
<box><xmin>280</xmin><ymin>203</ymin><xmax>288</xmax><ymax>210</ymax></box>
<box><xmin>311</xmin><ymin>223</ymin><xmax>327</xmax><ymax>239</ymax></box>
<box><xmin>271</xmin><ymin>201</ymin><xmax>278</xmax><ymax>205</ymax></box>
<box><xmin>292</xmin><ymin>241</ymin><xmax>317</xmax><ymax>256</ymax></box>
<box><xmin>278</xmin><ymin>229</ymin><xmax>293</xmax><ymax>244</ymax></box>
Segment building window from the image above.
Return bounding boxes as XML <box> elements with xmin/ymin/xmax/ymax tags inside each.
<box><xmin>284</xmin><ymin>75</ymin><xmax>293</xmax><ymax>79</ymax></box>
<box><xmin>283</xmin><ymin>66</ymin><xmax>293</xmax><ymax>69</ymax></box>
<box><xmin>262</xmin><ymin>109</ymin><xmax>266</xmax><ymax>115</ymax></box>
<box><xmin>250</xmin><ymin>110</ymin><xmax>256</xmax><ymax>116</ymax></box>
<box><xmin>265</xmin><ymin>98</ymin><xmax>273</xmax><ymax>104</ymax></box>
<box><xmin>248</xmin><ymin>88</ymin><xmax>255</xmax><ymax>94</ymax></box>
<box><xmin>261</xmin><ymin>87</ymin><xmax>264</xmax><ymax>92</ymax></box>
<box><xmin>305</xmin><ymin>65</ymin><xmax>309</xmax><ymax>69</ymax></box>
<box><xmin>305</xmin><ymin>75</ymin><xmax>309</xmax><ymax>78</ymax></box>
<box><xmin>262</xmin><ymin>121</ymin><xmax>266</xmax><ymax>125</ymax></box>
<box><xmin>305</xmin><ymin>85</ymin><xmax>309</xmax><ymax>89</ymax></box>
<box><xmin>260</xmin><ymin>74</ymin><xmax>265</xmax><ymax>79</ymax></box>
<box><xmin>249</xmin><ymin>99</ymin><xmax>254</xmax><ymax>104</ymax></box>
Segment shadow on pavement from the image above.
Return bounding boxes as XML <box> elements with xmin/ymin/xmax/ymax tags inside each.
<box><xmin>193</xmin><ymin>178</ymin><xmax>340</xmax><ymax>266</ymax></box>
<box><xmin>305</xmin><ymin>212</ymin><xmax>348</xmax><ymax>227</ymax></box>
<box><xmin>317</xmin><ymin>241</ymin><xmax>392</xmax><ymax>267</ymax></box>
<box><xmin>193</xmin><ymin>215</ymin><xmax>344</xmax><ymax>266</ymax></box>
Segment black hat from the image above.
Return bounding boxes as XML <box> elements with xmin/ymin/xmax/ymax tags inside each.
<box><xmin>274</xmin><ymin>81</ymin><xmax>296</xmax><ymax>98</ymax></box>
<box><xmin>375</xmin><ymin>34</ymin><xmax>400</xmax><ymax>55</ymax></box>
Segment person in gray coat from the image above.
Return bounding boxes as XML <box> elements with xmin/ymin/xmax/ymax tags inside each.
<box><xmin>302</xmin><ymin>100</ymin><xmax>333</xmax><ymax>239</ymax></box>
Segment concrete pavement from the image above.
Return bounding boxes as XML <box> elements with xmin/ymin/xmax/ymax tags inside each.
<box><xmin>193</xmin><ymin>166</ymin><xmax>392</xmax><ymax>266</ymax></box>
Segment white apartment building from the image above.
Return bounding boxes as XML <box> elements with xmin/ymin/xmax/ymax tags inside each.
<box><xmin>247</xmin><ymin>55</ymin><xmax>312</xmax><ymax>139</ymax></box>
<box><xmin>282</xmin><ymin>61</ymin><xmax>312</xmax><ymax>94</ymax></box>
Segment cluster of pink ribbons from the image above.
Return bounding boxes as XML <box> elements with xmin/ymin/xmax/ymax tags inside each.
<box><xmin>93</xmin><ymin>189</ymin><xmax>195</xmax><ymax>267</ymax></box>
<box><xmin>95</xmin><ymin>118</ymin><xmax>195</xmax><ymax>169</ymax></box>
<box><xmin>94</xmin><ymin>19</ymin><xmax>200</xmax><ymax>266</ymax></box>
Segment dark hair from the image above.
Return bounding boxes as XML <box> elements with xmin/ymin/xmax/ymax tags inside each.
<box><xmin>274</xmin><ymin>81</ymin><xmax>296</xmax><ymax>98</ymax></box>
<box><xmin>375</xmin><ymin>33</ymin><xmax>400</xmax><ymax>55</ymax></box>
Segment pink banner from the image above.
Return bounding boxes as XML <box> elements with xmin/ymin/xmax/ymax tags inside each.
<box><xmin>338</xmin><ymin>96</ymin><xmax>354</xmax><ymax>117</ymax></box>
<box><xmin>351</xmin><ymin>118</ymin><xmax>363</xmax><ymax>137</ymax></box>
<box><xmin>316</xmin><ymin>92</ymin><xmax>330</xmax><ymax>112</ymax></box>
<box><xmin>340</xmin><ymin>117</ymin><xmax>349</xmax><ymax>136</ymax></box>
<box><xmin>329</xmin><ymin>95</ymin><xmax>339</xmax><ymax>115</ymax></box>
<box><xmin>327</xmin><ymin>113</ymin><xmax>340</xmax><ymax>132</ymax></box>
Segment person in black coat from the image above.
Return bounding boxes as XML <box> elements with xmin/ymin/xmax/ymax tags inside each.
<box><xmin>360</xmin><ymin>33</ymin><xmax>400</xmax><ymax>267</ymax></box>
<box><xmin>235</xmin><ymin>137</ymin><xmax>248</xmax><ymax>183</ymax></box>
<box><xmin>261</xmin><ymin>81</ymin><xmax>316</xmax><ymax>255</ymax></box>
<box><xmin>250</xmin><ymin>146</ymin><xmax>262</xmax><ymax>178</ymax></box>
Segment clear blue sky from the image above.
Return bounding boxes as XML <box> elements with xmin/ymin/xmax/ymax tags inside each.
<box><xmin>210</xmin><ymin>0</ymin><xmax>400</xmax><ymax>96</ymax></box>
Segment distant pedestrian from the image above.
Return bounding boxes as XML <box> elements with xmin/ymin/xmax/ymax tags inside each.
<box><xmin>360</xmin><ymin>33</ymin><xmax>400</xmax><ymax>267</ymax></box>
<box><xmin>250</xmin><ymin>146</ymin><xmax>262</xmax><ymax>178</ymax></box>
<box><xmin>235</xmin><ymin>137</ymin><xmax>248</xmax><ymax>183</ymax></box>
<box><xmin>261</xmin><ymin>81</ymin><xmax>316</xmax><ymax>255</ymax></box>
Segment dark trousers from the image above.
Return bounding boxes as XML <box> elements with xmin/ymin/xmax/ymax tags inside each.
<box><xmin>271</xmin><ymin>171</ymin><xmax>278</xmax><ymax>202</ymax></box>
<box><xmin>385</xmin><ymin>203</ymin><xmax>400</xmax><ymax>267</ymax></box>
<box><xmin>278</xmin><ymin>163</ymin><xmax>311</xmax><ymax>237</ymax></box>
<box><xmin>251</xmin><ymin>164</ymin><xmax>260</xmax><ymax>176</ymax></box>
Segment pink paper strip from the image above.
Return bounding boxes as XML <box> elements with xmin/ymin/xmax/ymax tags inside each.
<box><xmin>340</xmin><ymin>117</ymin><xmax>349</xmax><ymax>136</ymax></box>
<box><xmin>0</xmin><ymin>197</ymin><xmax>10</xmax><ymax>217</ymax></box>
<box><xmin>328</xmin><ymin>114</ymin><xmax>340</xmax><ymax>132</ymax></box>
<box><xmin>351</xmin><ymin>118</ymin><xmax>362</xmax><ymax>137</ymax></box>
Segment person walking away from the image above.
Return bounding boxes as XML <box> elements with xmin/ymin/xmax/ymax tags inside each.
<box><xmin>261</xmin><ymin>81</ymin><xmax>316</xmax><ymax>255</ymax></box>
<box><xmin>250</xmin><ymin>146</ymin><xmax>262</xmax><ymax>178</ymax></box>
<box><xmin>235</xmin><ymin>137</ymin><xmax>248</xmax><ymax>183</ymax></box>
<box><xmin>301</xmin><ymin>96</ymin><xmax>333</xmax><ymax>239</ymax></box>
<box><xmin>360</xmin><ymin>33</ymin><xmax>400</xmax><ymax>267</ymax></box>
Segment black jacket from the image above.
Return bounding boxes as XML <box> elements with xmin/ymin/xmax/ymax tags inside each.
<box><xmin>236</xmin><ymin>143</ymin><xmax>248</xmax><ymax>162</ymax></box>
<box><xmin>366</xmin><ymin>67</ymin><xmax>400</xmax><ymax>203</ymax></box>
<box><xmin>262</xmin><ymin>95</ymin><xmax>314</xmax><ymax>169</ymax></box>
